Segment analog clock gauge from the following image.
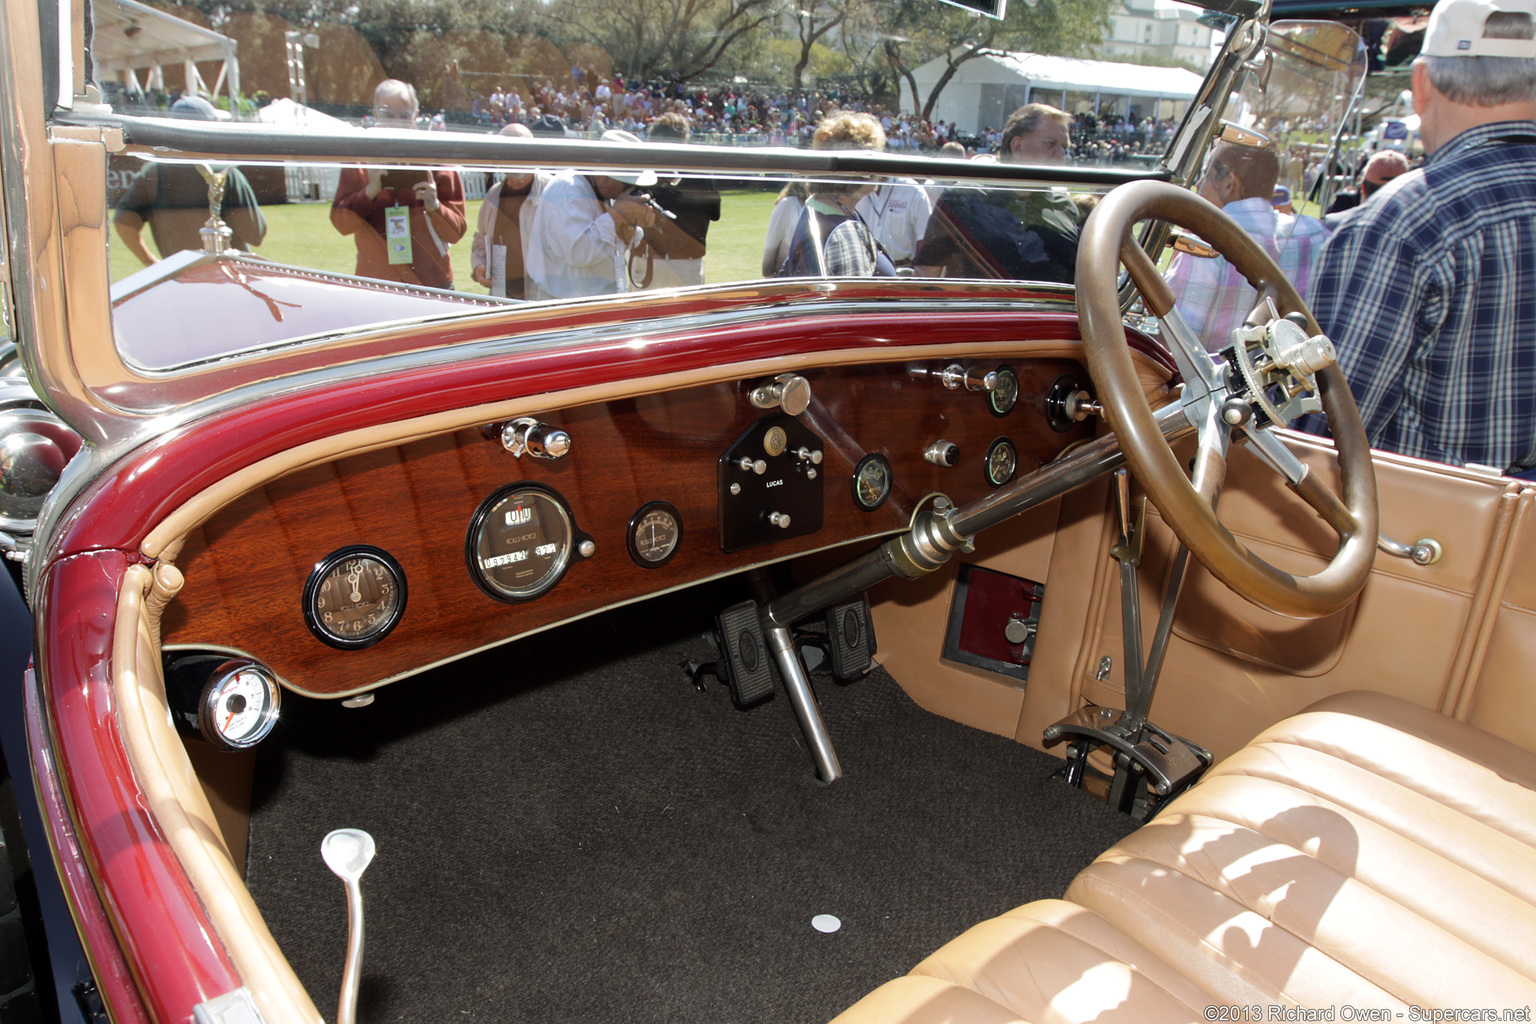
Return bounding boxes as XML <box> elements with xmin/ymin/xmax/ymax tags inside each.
<box><xmin>467</xmin><ymin>484</ymin><xmax>578</xmax><ymax>601</ymax></box>
<box><xmin>985</xmin><ymin>438</ymin><xmax>1018</xmax><ymax>487</ymax></box>
<box><xmin>853</xmin><ymin>453</ymin><xmax>893</xmax><ymax>511</ymax></box>
<box><xmin>303</xmin><ymin>546</ymin><xmax>408</xmax><ymax>649</ymax></box>
<box><xmin>628</xmin><ymin>502</ymin><xmax>682</xmax><ymax>567</ymax></box>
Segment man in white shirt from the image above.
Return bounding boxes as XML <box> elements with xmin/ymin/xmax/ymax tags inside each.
<box><xmin>856</xmin><ymin>180</ymin><xmax>933</xmax><ymax>267</ymax></box>
<box><xmin>526</xmin><ymin>129</ymin><xmax>657</xmax><ymax>298</ymax></box>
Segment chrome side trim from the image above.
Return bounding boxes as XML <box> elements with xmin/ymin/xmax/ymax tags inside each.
<box><xmin>62</xmin><ymin>114</ymin><xmax>1173</xmax><ymax>190</ymax></box>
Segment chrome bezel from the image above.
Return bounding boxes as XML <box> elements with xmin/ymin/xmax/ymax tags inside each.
<box><xmin>197</xmin><ymin>660</ymin><xmax>282</xmax><ymax>752</ymax></box>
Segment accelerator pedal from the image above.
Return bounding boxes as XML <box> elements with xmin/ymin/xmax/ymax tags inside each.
<box><xmin>826</xmin><ymin>595</ymin><xmax>874</xmax><ymax>681</ymax></box>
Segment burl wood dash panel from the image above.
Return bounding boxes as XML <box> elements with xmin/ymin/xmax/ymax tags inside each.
<box><xmin>160</xmin><ymin>358</ymin><xmax>1094</xmax><ymax>696</ymax></box>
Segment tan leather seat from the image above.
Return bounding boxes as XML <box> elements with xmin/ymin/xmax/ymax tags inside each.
<box><xmin>832</xmin><ymin>692</ymin><xmax>1536</xmax><ymax>1023</ymax></box>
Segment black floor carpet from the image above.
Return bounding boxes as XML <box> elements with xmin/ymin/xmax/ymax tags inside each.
<box><xmin>245</xmin><ymin>581</ymin><xmax>1137</xmax><ymax>1024</ymax></box>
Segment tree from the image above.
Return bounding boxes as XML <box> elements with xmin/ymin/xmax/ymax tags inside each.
<box><xmin>545</xmin><ymin>0</ymin><xmax>779</xmax><ymax>86</ymax></box>
<box><xmin>785</xmin><ymin>0</ymin><xmax>856</xmax><ymax>92</ymax></box>
<box><xmin>874</xmin><ymin>0</ymin><xmax>1116</xmax><ymax>123</ymax></box>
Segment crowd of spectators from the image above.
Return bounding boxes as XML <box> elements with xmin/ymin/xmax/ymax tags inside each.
<box><xmin>461</xmin><ymin>66</ymin><xmax>1181</xmax><ymax>161</ymax></box>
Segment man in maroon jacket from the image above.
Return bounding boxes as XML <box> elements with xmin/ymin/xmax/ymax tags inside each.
<box><xmin>331</xmin><ymin>79</ymin><xmax>467</xmax><ymax>289</ymax></box>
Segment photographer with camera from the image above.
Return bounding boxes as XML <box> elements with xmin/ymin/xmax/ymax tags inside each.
<box><xmin>526</xmin><ymin>129</ymin><xmax>658</xmax><ymax>299</ymax></box>
<box><xmin>330</xmin><ymin>79</ymin><xmax>467</xmax><ymax>289</ymax></box>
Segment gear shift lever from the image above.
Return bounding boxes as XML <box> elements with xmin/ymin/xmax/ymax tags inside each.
<box><xmin>322</xmin><ymin>828</ymin><xmax>376</xmax><ymax>1024</ymax></box>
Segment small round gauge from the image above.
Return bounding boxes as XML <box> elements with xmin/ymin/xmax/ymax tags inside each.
<box><xmin>164</xmin><ymin>655</ymin><xmax>282</xmax><ymax>750</ymax></box>
<box><xmin>467</xmin><ymin>484</ymin><xmax>577</xmax><ymax>602</ymax></box>
<box><xmin>988</xmin><ymin>365</ymin><xmax>1020</xmax><ymax>417</ymax></box>
<box><xmin>763</xmin><ymin>425</ymin><xmax>788</xmax><ymax>457</ymax></box>
<box><xmin>303</xmin><ymin>546</ymin><xmax>407</xmax><ymax>650</ymax></box>
<box><xmin>985</xmin><ymin>437</ymin><xmax>1018</xmax><ymax>487</ymax></box>
<box><xmin>629</xmin><ymin>501</ymin><xmax>682</xmax><ymax>568</ymax></box>
<box><xmin>204</xmin><ymin>663</ymin><xmax>281</xmax><ymax>749</ymax></box>
<box><xmin>853</xmin><ymin>453</ymin><xmax>893</xmax><ymax>511</ymax></box>
<box><xmin>180</xmin><ymin>660</ymin><xmax>280</xmax><ymax>751</ymax></box>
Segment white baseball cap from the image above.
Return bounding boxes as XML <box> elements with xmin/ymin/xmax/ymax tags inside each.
<box><xmin>1421</xmin><ymin>0</ymin><xmax>1536</xmax><ymax>58</ymax></box>
<box><xmin>598</xmin><ymin>130</ymin><xmax>659</xmax><ymax>187</ymax></box>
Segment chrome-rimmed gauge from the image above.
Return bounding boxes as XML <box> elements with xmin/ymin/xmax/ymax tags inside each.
<box><xmin>303</xmin><ymin>546</ymin><xmax>408</xmax><ymax>649</ymax></box>
<box><xmin>853</xmin><ymin>453</ymin><xmax>893</xmax><ymax>511</ymax></box>
<box><xmin>628</xmin><ymin>501</ymin><xmax>683</xmax><ymax>568</ymax></box>
<box><xmin>467</xmin><ymin>483</ymin><xmax>588</xmax><ymax>602</ymax></box>
<box><xmin>985</xmin><ymin>437</ymin><xmax>1018</xmax><ymax>488</ymax></box>
<box><xmin>163</xmin><ymin>654</ymin><xmax>282</xmax><ymax>751</ymax></box>
<box><xmin>988</xmin><ymin>365</ymin><xmax>1020</xmax><ymax>417</ymax></box>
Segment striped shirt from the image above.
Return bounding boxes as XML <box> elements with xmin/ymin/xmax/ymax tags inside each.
<box><xmin>1300</xmin><ymin>121</ymin><xmax>1536</xmax><ymax>472</ymax></box>
<box><xmin>1164</xmin><ymin>196</ymin><xmax>1329</xmax><ymax>351</ymax></box>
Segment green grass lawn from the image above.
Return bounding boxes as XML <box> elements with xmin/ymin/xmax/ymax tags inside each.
<box><xmin>110</xmin><ymin>188</ymin><xmax>781</xmax><ymax>290</ymax></box>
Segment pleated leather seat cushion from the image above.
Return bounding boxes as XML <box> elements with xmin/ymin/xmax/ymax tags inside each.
<box><xmin>831</xmin><ymin>691</ymin><xmax>1536</xmax><ymax>1024</ymax></box>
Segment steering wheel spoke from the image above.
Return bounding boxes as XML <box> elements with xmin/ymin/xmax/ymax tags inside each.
<box><xmin>1239</xmin><ymin>419</ymin><xmax>1309</xmax><ymax>486</ymax></box>
<box><xmin>1077</xmin><ymin>180</ymin><xmax>1379</xmax><ymax>617</ymax></box>
<box><xmin>1187</xmin><ymin>390</ymin><xmax>1233</xmax><ymax>507</ymax></box>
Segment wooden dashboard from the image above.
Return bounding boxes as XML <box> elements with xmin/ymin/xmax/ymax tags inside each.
<box><xmin>159</xmin><ymin>356</ymin><xmax>1098</xmax><ymax>697</ymax></box>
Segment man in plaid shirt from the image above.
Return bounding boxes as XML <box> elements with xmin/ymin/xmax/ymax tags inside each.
<box><xmin>1164</xmin><ymin>142</ymin><xmax>1328</xmax><ymax>352</ymax></box>
<box><xmin>1299</xmin><ymin>0</ymin><xmax>1536</xmax><ymax>474</ymax></box>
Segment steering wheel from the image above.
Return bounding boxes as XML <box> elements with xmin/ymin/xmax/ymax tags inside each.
<box><xmin>1075</xmin><ymin>179</ymin><xmax>1378</xmax><ymax>618</ymax></box>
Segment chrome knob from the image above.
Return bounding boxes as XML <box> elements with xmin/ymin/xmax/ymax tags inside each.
<box><xmin>939</xmin><ymin>365</ymin><xmax>996</xmax><ymax>392</ymax></box>
<box><xmin>749</xmin><ymin>374</ymin><xmax>812</xmax><ymax>416</ymax></box>
<box><xmin>795</xmin><ymin>447</ymin><xmax>823</xmax><ymax>465</ymax></box>
<box><xmin>1004</xmin><ymin>619</ymin><xmax>1036</xmax><ymax>645</ymax></box>
<box><xmin>737</xmin><ymin>457</ymin><xmax>767</xmax><ymax>475</ymax></box>
<box><xmin>501</xmin><ymin>418</ymin><xmax>570</xmax><ymax>459</ymax></box>
<box><xmin>767</xmin><ymin>511</ymin><xmax>792</xmax><ymax>529</ymax></box>
<box><xmin>924</xmin><ymin>440</ymin><xmax>959</xmax><ymax>467</ymax></box>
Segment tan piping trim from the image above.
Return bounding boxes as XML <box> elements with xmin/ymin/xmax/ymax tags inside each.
<box><xmin>1447</xmin><ymin>485</ymin><xmax>1529</xmax><ymax>720</ymax></box>
<box><xmin>144</xmin><ymin>339</ymin><xmax>1167</xmax><ymax>561</ymax></box>
<box><xmin>112</xmin><ymin>564</ymin><xmax>323</xmax><ymax>1023</ymax></box>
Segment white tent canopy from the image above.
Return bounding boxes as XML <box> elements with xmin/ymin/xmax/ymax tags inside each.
<box><xmin>905</xmin><ymin>51</ymin><xmax>1204</xmax><ymax>135</ymax></box>
<box><xmin>92</xmin><ymin>0</ymin><xmax>241</xmax><ymax>104</ymax></box>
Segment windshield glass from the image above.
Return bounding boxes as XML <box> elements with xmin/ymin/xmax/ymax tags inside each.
<box><xmin>89</xmin><ymin>0</ymin><xmax>1245</xmax><ymax>364</ymax></box>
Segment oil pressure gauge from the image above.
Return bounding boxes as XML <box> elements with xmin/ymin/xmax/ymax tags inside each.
<box><xmin>303</xmin><ymin>546</ymin><xmax>407</xmax><ymax>650</ymax></box>
<box><xmin>853</xmin><ymin>453</ymin><xmax>892</xmax><ymax>511</ymax></box>
<box><xmin>163</xmin><ymin>654</ymin><xmax>282</xmax><ymax>751</ymax></box>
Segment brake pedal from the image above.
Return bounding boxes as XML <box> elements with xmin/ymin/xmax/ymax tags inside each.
<box><xmin>826</xmin><ymin>596</ymin><xmax>874</xmax><ymax>681</ymax></box>
<box><xmin>717</xmin><ymin>601</ymin><xmax>774</xmax><ymax>707</ymax></box>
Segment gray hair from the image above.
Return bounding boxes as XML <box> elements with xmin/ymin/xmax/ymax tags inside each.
<box><xmin>1420</xmin><ymin>11</ymin><xmax>1536</xmax><ymax>105</ymax></box>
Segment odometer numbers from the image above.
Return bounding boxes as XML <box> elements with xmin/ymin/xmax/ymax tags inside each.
<box><xmin>467</xmin><ymin>484</ymin><xmax>586</xmax><ymax>602</ymax></box>
<box><xmin>303</xmin><ymin>546</ymin><xmax>408</xmax><ymax>650</ymax></box>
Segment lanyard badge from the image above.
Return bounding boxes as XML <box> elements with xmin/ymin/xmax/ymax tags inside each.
<box><xmin>386</xmin><ymin>205</ymin><xmax>413</xmax><ymax>265</ymax></box>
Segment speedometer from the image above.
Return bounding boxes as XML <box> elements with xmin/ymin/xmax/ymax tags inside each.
<box><xmin>467</xmin><ymin>484</ymin><xmax>587</xmax><ymax>602</ymax></box>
